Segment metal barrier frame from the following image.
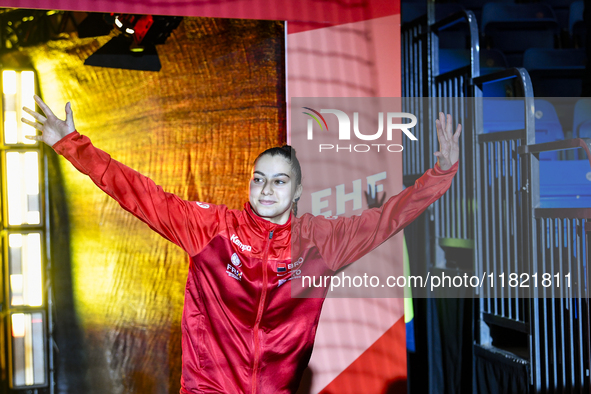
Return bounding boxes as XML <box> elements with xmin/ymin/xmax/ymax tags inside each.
<box><xmin>473</xmin><ymin>69</ymin><xmax>536</xmax><ymax>390</ymax></box>
<box><xmin>402</xmin><ymin>5</ymin><xmax>591</xmax><ymax>391</ymax></box>
<box><xmin>519</xmin><ymin>138</ymin><xmax>591</xmax><ymax>391</ymax></box>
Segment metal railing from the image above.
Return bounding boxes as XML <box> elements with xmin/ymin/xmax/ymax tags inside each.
<box><xmin>471</xmin><ymin>87</ymin><xmax>591</xmax><ymax>391</ymax></box>
<box><xmin>403</xmin><ymin>4</ymin><xmax>591</xmax><ymax>391</ymax></box>
<box><xmin>402</xmin><ymin>15</ymin><xmax>429</xmax><ymax>177</ymax></box>
<box><xmin>403</xmin><ymin>10</ymin><xmax>479</xmax><ymax>245</ymax></box>
<box><xmin>519</xmin><ymin>138</ymin><xmax>591</xmax><ymax>391</ymax></box>
<box><xmin>473</xmin><ymin>68</ymin><xmax>535</xmax><ymax>327</ymax></box>
<box><xmin>402</xmin><ymin>9</ymin><xmax>480</xmax><ymax>394</ymax></box>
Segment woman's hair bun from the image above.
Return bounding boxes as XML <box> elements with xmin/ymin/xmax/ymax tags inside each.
<box><xmin>281</xmin><ymin>145</ymin><xmax>296</xmax><ymax>156</ymax></box>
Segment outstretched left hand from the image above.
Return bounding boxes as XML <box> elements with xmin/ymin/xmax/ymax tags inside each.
<box><xmin>434</xmin><ymin>112</ymin><xmax>462</xmax><ymax>171</ymax></box>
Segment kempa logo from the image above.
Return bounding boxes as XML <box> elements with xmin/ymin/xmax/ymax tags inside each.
<box><xmin>231</xmin><ymin>234</ymin><xmax>252</xmax><ymax>252</ymax></box>
<box><xmin>303</xmin><ymin>107</ymin><xmax>418</xmax><ymax>153</ymax></box>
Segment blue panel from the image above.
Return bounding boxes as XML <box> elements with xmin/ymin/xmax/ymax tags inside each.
<box><xmin>574</xmin><ymin>99</ymin><xmax>591</xmax><ymax>138</ymax></box>
<box><xmin>540</xmin><ymin>160</ymin><xmax>591</xmax><ymax>207</ymax></box>
<box><xmin>439</xmin><ymin>49</ymin><xmax>470</xmax><ymax>74</ymax></box>
<box><xmin>482</xmin><ymin>99</ymin><xmax>563</xmax><ymax>160</ymax></box>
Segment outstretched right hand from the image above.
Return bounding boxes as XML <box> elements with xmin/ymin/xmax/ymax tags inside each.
<box><xmin>21</xmin><ymin>95</ymin><xmax>76</xmax><ymax>147</ymax></box>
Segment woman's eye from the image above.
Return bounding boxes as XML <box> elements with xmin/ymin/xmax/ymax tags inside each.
<box><xmin>275</xmin><ymin>180</ymin><xmax>286</xmax><ymax>185</ymax></box>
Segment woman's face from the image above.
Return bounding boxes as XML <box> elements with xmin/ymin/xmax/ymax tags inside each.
<box><xmin>249</xmin><ymin>154</ymin><xmax>302</xmax><ymax>225</ymax></box>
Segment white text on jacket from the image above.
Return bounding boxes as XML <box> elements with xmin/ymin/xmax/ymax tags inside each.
<box><xmin>231</xmin><ymin>234</ymin><xmax>252</xmax><ymax>252</ymax></box>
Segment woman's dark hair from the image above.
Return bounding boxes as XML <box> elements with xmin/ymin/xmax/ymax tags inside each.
<box><xmin>255</xmin><ymin>145</ymin><xmax>302</xmax><ymax>215</ymax></box>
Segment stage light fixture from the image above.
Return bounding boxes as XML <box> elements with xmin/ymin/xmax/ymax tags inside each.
<box><xmin>81</xmin><ymin>13</ymin><xmax>182</xmax><ymax>71</ymax></box>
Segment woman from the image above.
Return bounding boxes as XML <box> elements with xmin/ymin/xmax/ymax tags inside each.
<box><xmin>23</xmin><ymin>95</ymin><xmax>460</xmax><ymax>394</ymax></box>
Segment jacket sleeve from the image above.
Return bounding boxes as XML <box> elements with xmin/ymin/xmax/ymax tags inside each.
<box><xmin>305</xmin><ymin>161</ymin><xmax>459</xmax><ymax>271</ymax></box>
<box><xmin>52</xmin><ymin>131</ymin><xmax>222</xmax><ymax>256</ymax></box>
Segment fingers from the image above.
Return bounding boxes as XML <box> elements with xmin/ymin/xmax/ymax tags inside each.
<box><xmin>437</xmin><ymin>112</ymin><xmax>450</xmax><ymax>142</ymax></box>
<box><xmin>21</xmin><ymin>117</ymin><xmax>44</xmax><ymax>131</ymax></box>
<box><xmin>33</xmin><ymin>94</ymin><xmax>55</xmax><ymax>117</ymax></box>
<box><xmin>366</xmin><ymin>184</ymin><xmax>375</xmax><ymax>199</ymax></box>
<box><xmin>22</xmin><ymin>106</ymin><xmax>47</xmax><ymax>123</ymax></box>
<box><xmin>435</xmin><ymin>116</ymin><xmax>444</xmax><ymax>144</ymax></box>
<box><xmin>443</xmin><ymin>113</ymin><xmax>451</xmax><ymax>140</ymax></box>
<box><xmin>453</xmin><ymin>123</ymin><xmax>462</xmax><ymax>141</ymax></box>
<box><xmin>447</xmin><ymin>113</ymin><xmax>452</xmax><ymax>136</ymax></box>
<box><xmin>435</xmin><ymin>122</ymin><xmax>442</xmax><ymax>152</ymax></box>
<box><xmin>437</xmin><ymin>112</ymin><xmax>461</xmax><ymax>141</ymax></box>
<box><xmin>24</xmin><ymin>134</ymin><xmax>42</xmax><ymax>141</ymax></box>
<box><xmin>65</xmin><ymin>102</ymin><xmax>75</xmax><ymax>128</ymax></box>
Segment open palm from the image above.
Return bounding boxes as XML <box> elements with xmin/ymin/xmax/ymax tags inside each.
<box><xmin>434</xmin><ymin>112</ymin><xmax>461</xmax><ymax>171</ymax></box>
<box><xmin>21</xmin><ymin>95</ymin><xmax>75</xmax><ymax>147</ymax></box>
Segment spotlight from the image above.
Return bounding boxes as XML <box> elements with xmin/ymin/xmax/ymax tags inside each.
<box><xmin>84</xmin><ymin>35</ymin><xmax>161</xmax><ymax>71</ymax></box>
<box><xmin>80</xmin><ymin>13</ymin><xmax>182</xmax><ymax>72</ymax></box>
<box><xmin>76</xmin><ymin>12</ymin><xmax>113</xmax><ymax>39</ymax></box>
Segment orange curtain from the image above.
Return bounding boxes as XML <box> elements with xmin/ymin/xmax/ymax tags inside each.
<box><xmin>2</xmin><ymin>16</ymin><xmax>284</xmax><ymax>393</ymax></box>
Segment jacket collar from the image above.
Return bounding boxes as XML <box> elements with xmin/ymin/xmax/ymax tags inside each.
<box><xmin>244</xmin><ymin>202</ymin><xmax>292</xmax><ymax>237</ymax></box>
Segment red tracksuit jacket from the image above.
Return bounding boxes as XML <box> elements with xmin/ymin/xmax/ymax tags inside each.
<box><xmin>53</xmin><ymin>131</ymin><xmax>458</xmax><ymax>394</ymax></box>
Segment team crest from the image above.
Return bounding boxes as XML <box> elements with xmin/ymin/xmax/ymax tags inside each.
<box><xmin>231</xmin><ymin>253</ymin><xmax>242</xmax><ymax>268</ymax></box>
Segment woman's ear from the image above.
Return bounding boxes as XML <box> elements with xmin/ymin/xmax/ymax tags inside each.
<box><xmin>294</xmin><ymin>184</ymin><xmax>303</xmax><ymax>202</ymax></box>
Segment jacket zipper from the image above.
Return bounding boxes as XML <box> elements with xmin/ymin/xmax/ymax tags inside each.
<box><xmin>251</xmin><ymin>230</ymin><xmax>273</xmax><ymax>394</ymax></box>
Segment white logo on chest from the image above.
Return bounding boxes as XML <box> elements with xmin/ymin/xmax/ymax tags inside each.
<box><xmin>231</xmin><ymin>253</ymin><xmax>242</xmax><ymax>268</ymax></box>
<box><xmin>277</xmin><ymin>257</ymin><xmax>305</xmax><ymax>287</ymax></box>
<box><xmin>230</xmin><ymin>234</ymin><xmax>252</xmax><ymax>252</ymax></box>
<box><xmin>226</xmin><ymin>264</ymin><xmax>243</xmax><ymax>281</ymax></box>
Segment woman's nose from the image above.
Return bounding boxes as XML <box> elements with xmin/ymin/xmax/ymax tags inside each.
<box><xmin>262</xmin><ymin>182</ymin><xmax>273</xmax><ymax>195</ymax></box>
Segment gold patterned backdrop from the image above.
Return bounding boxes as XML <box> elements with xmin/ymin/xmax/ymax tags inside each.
<box><xmin>2</xmin><ymin>16</ymin><xmax>285</xmax><ymax>393</ymax></box>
